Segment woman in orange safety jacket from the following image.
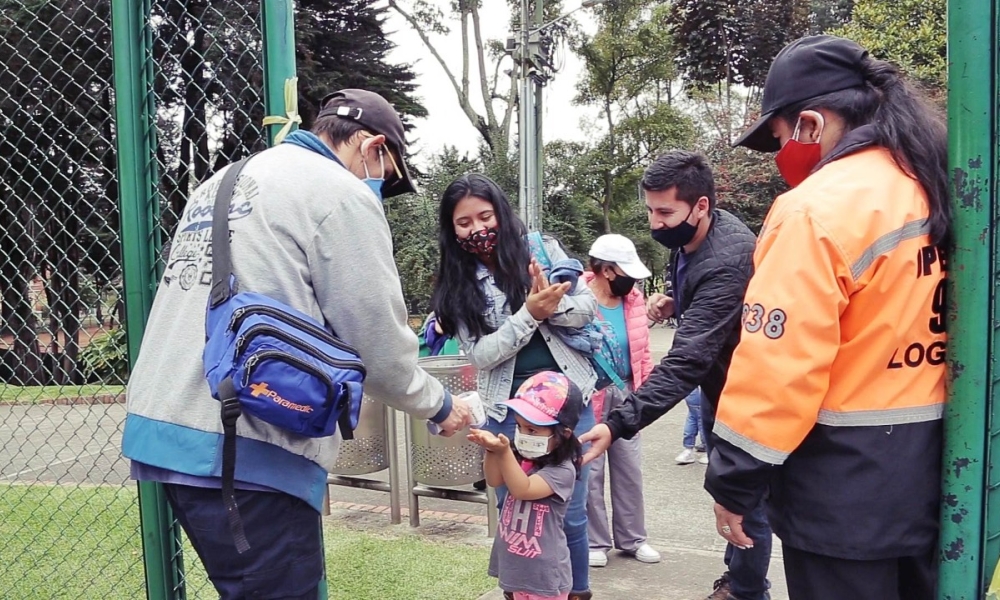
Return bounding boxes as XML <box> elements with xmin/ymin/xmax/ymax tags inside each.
<box><xmin>704</xmin><ymin>35</ymin><xmax>951</xmax><ymax>600</ymax></box>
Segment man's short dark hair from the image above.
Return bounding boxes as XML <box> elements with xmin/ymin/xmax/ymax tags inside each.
<box><xmin>641</xmin><ymin>150</ymin><xmax>717</xmax><ymax>210</ymax></box>
<box><xmin>310</xmin><ymin>115</ymin><xmax>368</xmax><ymax>148</ymax></box>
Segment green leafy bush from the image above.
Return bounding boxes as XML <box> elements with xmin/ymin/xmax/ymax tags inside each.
<box><xmin>79</xmin><ymin>328</ymin><xmax>129</xmax><ymax>384</ymax></box>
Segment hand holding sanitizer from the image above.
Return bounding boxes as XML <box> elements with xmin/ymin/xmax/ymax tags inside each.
<box><xmin>426</xmin><ymin>391</ymin><xmax>487</xmax><ymax>435</ymax></box>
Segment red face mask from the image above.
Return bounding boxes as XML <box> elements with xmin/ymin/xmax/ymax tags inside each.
<box><xmin>775</xmin><ymin>116</ymin><xmax>824</xmax><ymax>188</ymax></box>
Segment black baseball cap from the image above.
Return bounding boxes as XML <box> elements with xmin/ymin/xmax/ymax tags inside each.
<box><xmin>734</xmin><ymin>35</ymin><xmax>869</xmax><ymax>152</ymax></box>
<box><xmin>318</xmin><ymin>89</ymin><xmax>417</xmax><ymax>197</ymax></box>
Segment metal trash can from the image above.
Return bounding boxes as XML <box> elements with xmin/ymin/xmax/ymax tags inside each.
<box><xmin>332</xmin><ymin>394</ymin><xmax>388</xmax><ymax>476</ymax></box>
<box><xmin>407</xmin><ymin>355</ymin><xmax>495</xmax><ymax>532</ymax></box>
<box><xmin>326</xmin><ymin>394</ymin><xmax>402</xmax><ymax>523</ymax></box>
<box><xmin>409</xmin><ymin>357</ymin><xmax>484</xmax><ymax>486</ymax></box>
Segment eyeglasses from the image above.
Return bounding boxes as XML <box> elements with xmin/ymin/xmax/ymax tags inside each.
<box><xmin>364</xmin><ymin>131</ymin><xmax>402</xmax><ymax>184</ymax></box>
<box><xmin>383</xmin><ymin>147</ymin><xmax>402</xmax><ymax>184</ymax></box>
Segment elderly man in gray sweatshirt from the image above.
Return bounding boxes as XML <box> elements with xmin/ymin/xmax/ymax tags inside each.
<box><xmin>122</xmin><ymin>89</ymin><xmax>470</xmax><ymax>599</ymax></box>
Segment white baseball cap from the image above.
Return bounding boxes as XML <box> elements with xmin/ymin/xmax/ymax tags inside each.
<box><xmin>588</xmin><ymin>234</ymin><xmax>652</xmax><ymax>279</ymax></box>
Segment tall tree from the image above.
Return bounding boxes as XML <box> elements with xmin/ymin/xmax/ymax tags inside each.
<box><xmin>832</xmin><ymin>0</ymin><xmax>945</xmax><ymax>92</ymax></box>
<box><xmin>0</xmin><ymin>0</ymin><xmax>119</xmax><ymax>384</ymax></box>
<box><xmin>384</xmin><ymin>0</ymin><xmax>586</xmax><ymax>190</ymax></box>
<box><xmin>809</xmin><ymin>0</ymin><xmax>855</xmax><ymax>33</ymax></box>
<box><xmin>295</xmin><ymin>0</ymin><xmax>427</xmax><ymax>129</ymax></box>
<box><xmin>575</xmin><ymin>0</ymin><xmax>695</xmax><ymax>233</ymax></box>
<box><xmin>387</xmin><ymin>0</ymin><xmax>519</xmax><ymax>165</ymax></box>
<box><xmin>669</xmin><ymin>0</ymin><xmax>812</xmax><ymax>143</ymax></box>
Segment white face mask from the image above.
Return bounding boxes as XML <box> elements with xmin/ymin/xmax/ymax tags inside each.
<box><xmin>514</xmin><ymin>429</ymin><xmax>552</xmax><ymax>459</ymax></box>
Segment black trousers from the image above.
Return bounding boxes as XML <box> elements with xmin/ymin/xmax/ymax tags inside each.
<box><xmin>165</xmin><ymin>484</ymin><xmax>323</xmax><ymax>600</ymax></box>
<box><xmin>783</xmin><ymin>545</ymin><xmax>936</xmax><ymax>600</ymax></box>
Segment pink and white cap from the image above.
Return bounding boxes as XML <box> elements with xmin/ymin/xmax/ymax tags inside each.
<box><xmin>504</xmin><ymin>371</ymin><xmax>583</xmax><ymax>430</ymax></box>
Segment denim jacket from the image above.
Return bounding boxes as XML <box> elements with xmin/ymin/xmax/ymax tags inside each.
<box><xmin>456</xmin><ymin>236</ymin><xmax>598</xmax><ymax>420</ymax></box>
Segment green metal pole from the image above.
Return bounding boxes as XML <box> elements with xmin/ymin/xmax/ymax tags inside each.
<box><xmin>111</xmin><ymin>1</ymin><xmax>182</xmax><ymax>599</ymax></box>
<box><xmin>939</xmin><ymin>1</ymin><xmax>993</xmax><ymax>597</ymax></box>
<box><xmin>260</xmin><ymin>0</ymin><xmax>298</xmax><ymax>146</ymax></box>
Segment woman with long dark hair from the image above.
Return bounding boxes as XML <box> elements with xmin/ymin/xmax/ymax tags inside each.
<box><xmin>705</xmin><ymin>36</ymin><xmax>951</xmax><ymax>600</ymax></box>
<box><xmin>432</xmin><ymin>173</ymin><xmax>598</xmax><ymax>600</ymax></box>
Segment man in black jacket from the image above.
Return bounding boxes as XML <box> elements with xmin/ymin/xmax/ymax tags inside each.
<box><xmin>581</xmin><ymin>151</ymin><xmax>769</xmax><ymax>600</ymax></box>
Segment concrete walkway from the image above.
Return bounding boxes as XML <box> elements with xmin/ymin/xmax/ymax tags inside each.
<box><xmin>326</xmin><ymin>326</ymin><xmax>788</xmax><ymax>600</ymax></box>
<box><xmin>0</xmin><ymin>325</ymin><xmax>788</xmax><ymax>599</ymax></box>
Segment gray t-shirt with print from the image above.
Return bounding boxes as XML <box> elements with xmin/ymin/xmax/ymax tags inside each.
<box><xmin>488</xmin><ymin>459</ymin><xmax>577</xmax><ymax>596</ymax></box>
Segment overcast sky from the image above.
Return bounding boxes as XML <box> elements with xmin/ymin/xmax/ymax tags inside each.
<box><xmin>382</xmin><ymin>0</ymin><xmax>601</xmax><ymax>168</ymax></box>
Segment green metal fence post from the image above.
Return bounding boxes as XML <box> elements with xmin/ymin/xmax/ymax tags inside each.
<box><xmin>111</xmin><ymin>1</ymin><xmax>182</xmax><ymax>599</ymax></box>
<box><xmin>940</xmin><ymin>1</ymin><xmax>994</xmax><ymax>597</ymax></box>
<box><xmin>260</xmin><ymin>0</ymin><xmax>298</xmax><ymax>146</ymax></box>
<box><xmin>260</xmin><ymin>2</ymin><xmax>326</xmax><ymax>597</ymax></box>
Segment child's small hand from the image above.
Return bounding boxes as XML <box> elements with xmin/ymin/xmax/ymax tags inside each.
<box><xmin>467</xmin><ymin>428</ymin><xmax>510</xmax><ymax>452</ymax></box>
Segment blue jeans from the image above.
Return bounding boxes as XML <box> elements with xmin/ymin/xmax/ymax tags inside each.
<box><xmin>682</xmin><ymin>388</ymin><xmax>704</xmax><ymax>449</ymax></box>
<box><xmin>724</xmin><ymin>501</ymin><xmax>772</xmax><ymax>599</ymax></box>
<box><xmin>486</xmin><ymin>401</ymin><xmax>595</xmax><ymax>593</ymax></box>
<box><xmin>702</xmin><ymin>401</ymin><xmax>772</xmax><ymax>600</ymax></box>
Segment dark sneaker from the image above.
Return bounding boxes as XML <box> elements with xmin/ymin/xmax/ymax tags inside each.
<box><xmin>568</xmin><ymin>592</ymin><xmax>593</xmax><ymax>600</ymax></box>
<box><xmin>706</xmin><ymin>572</ymin><xmax>732</xmax><ymax>600</ymax></box>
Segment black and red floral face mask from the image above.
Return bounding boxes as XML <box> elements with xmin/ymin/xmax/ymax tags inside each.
<box><xmin>457</xmin><ymin>227</ymin><xmax>499</xmax><ymax>257</ymax></box>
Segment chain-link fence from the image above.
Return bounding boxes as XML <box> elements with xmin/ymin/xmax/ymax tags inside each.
<box><xmin>0</xmin><ymin>1</ymin><xmax>141</xmax><ymax>598</ymax></box>
<box><xmin>145</xmin><ymin>2</ymin><xmax>270</xmax><ymax>594</ymax></box>
<box><xmin>0</xmin><ymin>1</ymin><xmax>291</xmax><ymax>597</ymax></box>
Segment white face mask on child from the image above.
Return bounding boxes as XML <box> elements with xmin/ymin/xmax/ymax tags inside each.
<box><xmin>514</xmin><ymin>429</ymin><xmax>552</xmax><ymax>459</ymax></box>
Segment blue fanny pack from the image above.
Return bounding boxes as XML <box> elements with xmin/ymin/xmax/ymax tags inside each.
<box><xmin>202</xmin><ymin>156</ymin><xmax>365</xmax><ymax>552</ymax></box>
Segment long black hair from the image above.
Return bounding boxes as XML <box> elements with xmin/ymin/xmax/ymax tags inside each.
<box><xmin>513</xmin><ymin>424</ymin><xmax>583</xmax><ymax>477</ymax></box>
<box><xmin>431</xmin><ymin>173</ymin><xmax>531</xmax><ymax>338</ymax></box>
<box><xmin>777</xmin><ymin>56</ymin><xmax>951</xmax><ymax>249</ymax></box>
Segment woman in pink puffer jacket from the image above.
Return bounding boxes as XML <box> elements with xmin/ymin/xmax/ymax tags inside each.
<box><xmin>583</xmin><ymin>234</ymin><xmax>659</xmax><ymax>567</ymax></box>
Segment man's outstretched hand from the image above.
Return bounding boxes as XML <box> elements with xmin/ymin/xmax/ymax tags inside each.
<box><xmin>579</xmin><ymin>423</ymin><xmax>613</xmax><ymax>464</ymax></box>
<box><xmin>436</xmin><ymin>395</ymin><xmax>471</xmax><ymax>436</ymax></box>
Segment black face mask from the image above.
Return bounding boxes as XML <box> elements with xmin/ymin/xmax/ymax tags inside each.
<box><xmin>608</xmin><ymin>273</ymin><xmax>636</xmax><ymax>297</ymax></box>
<box><xmin>651</xmin><ymin>206</ymin><xmax>699</xmax><ymax>250</ymax></box>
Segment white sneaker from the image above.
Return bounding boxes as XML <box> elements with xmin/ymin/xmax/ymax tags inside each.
<box><xmin>698</xmin><ymin>454</ymin><xmax>710</xmax><ymax>465</ymax></box>
<box><xmin>589</xmin><ymin>550</ymin><xmax>608</xmax><ymax>567</ymax></box>
<box><xmin>675</xmin><ymin>448</ymin><xmax>697</xmax><ymax>464</ymax></box>
<box><xmin>633</xmin><ymin>543</ymin><xmax>661</xmax><ymax>564</ymax></box>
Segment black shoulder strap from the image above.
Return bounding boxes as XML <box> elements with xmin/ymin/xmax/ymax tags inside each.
<box><xmin>209</xmin><ymin>156</ymin><xmax>254</xmax><ymax>308</ymax></box>
<box><xmin>219</xmin><ymin>378</ymin><xmax>250</xmax><ymax>554</ymax></box>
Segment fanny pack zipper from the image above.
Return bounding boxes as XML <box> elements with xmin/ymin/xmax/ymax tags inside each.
<box><xmin>230</xmin><ymin>304</ymin><xmax>361</xmax><ymax>357</ymax></box>
<box><xmin>235</xmin><ymin>323</ymin><xmax>366</xmax><ymax>377</ymax></box>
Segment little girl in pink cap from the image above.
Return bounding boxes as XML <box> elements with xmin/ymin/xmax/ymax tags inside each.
<box><xmin>468</xmin><ymin>371</ymin><xmax>584</xmax><ymax>600</ymax></box>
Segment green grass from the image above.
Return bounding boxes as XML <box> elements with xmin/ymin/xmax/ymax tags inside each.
<box><xmin>0</xmin><ymin>484</ymin><xmax>494</xmax><ymax>599</ymax></box>
<box><xmin>0</xmin><ymin>384</ymin><xmax>126</xmax><ymax>403</ymax></box>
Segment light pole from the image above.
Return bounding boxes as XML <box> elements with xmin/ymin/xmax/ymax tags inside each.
<box><xmin>509</xmin><ymin>0</ymin><xmax>604</xmax><ymax>232</ymax></box>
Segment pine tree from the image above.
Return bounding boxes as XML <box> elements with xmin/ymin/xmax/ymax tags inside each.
<box><xmin>295</xmin><ymin>0</ymin><xmax>427</xmax><ymax>129</ymax></box>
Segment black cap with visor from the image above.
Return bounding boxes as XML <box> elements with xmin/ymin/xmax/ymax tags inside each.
<box><xmin>734</xmin><ymin>35</ymin><xmax>869</xmax><ymax>152</ymax></box>
<box><xmin>318</xmin><ymin>89</ymin><xmax>417</xmax><ymax>197</ymax></box>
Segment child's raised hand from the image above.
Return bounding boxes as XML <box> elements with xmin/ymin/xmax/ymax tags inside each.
<box><xmin>467</xmin><ymin>428</ymin><xmax>510</xmax><ymax>453</ymax></box>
